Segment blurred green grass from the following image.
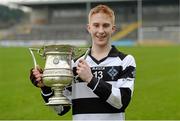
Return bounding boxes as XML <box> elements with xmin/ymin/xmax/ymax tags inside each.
<box><xmin>0</xmin><ymin>45</ymin><xmax>179</xmax><ymax>120</ymax></box>
<box><xmin>120</xmin><ymin>45</ymin><xmax>180</xmax><ymax>120</ymax></box>
<box><xmin>0</xmin><ymin>47</ymin><xmax>71</xmax><ymax>120</ymax></box>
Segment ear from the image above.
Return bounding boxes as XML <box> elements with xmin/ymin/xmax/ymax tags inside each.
<box><xmin>86</xmin><ymin>24</ymin><xmax>91</xmax><ymax>33</ymax></box>
<box><xmin>112</xmin><ymin>25</ymin><xmax>116</xmax><ymax>33</ymax></box>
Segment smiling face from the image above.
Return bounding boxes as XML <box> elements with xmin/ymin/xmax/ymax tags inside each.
<box><xmin>87</xmin><ymin>13</ymin><xmax>116</xmax><ymax>47</ymax></box>
<box><xmin>87</xmin><ymin>5</ymin><xmax>116</xmax><ymax>47</ymax></box>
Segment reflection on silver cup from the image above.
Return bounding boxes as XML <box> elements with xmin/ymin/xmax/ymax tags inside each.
<box><xmin>43</xmin><ymin>45</ymin><xmax>73</xmax><ymax>105</ymax></box>
<box><xmin>29</xmin><ymin>45</ymin><xmax>74</xmax><ymax>106</ymax></box>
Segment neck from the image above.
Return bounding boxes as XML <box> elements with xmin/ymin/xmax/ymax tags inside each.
<box><xmin>91</xmin><ymin>44</ymin><xmax>112</xmax><ymax>60</ymax></box>
<box><xmin>92</xmin><ymin>44</ymin><xmax>111</xmax><ymax>52</ymax></box>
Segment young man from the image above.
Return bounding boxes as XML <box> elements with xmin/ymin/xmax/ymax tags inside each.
<box><xmin>30</xmin><ymin>4</ymin><xmax>136</xmax><ymax>120</ymax></box>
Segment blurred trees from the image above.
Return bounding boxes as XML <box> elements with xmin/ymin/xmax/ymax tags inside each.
<box><xmin>0</xmin><ymin>4</ymin><xmax>25</xmax><ymax>29</ymax></box>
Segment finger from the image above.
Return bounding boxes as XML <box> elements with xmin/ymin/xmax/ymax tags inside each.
<box><xmin>35</xmin><ymin>75</ymin><xmax>41</xmax><ymax>79</ymax></box>
<box><xmin>76</xmin><ymin>67</ymin><xmax>81</xmax><ymax>72</ymax></box>
<box><xmin>36</xmin><ymin>66</ymin><xmax>43</xmax><ymax>73</ymax></box>
<box><xmin>36</xmin><ymin>77</ymin><xmax>42</xmax><ymax>81</ymax></box>
<box><xmin>33</xmin><ymin>69</ymin><xmax>43</xmax><ymax>74</ymax></box>
<box><xmin>33</xmin><ymin>71</ymin><xmax>40</xmax><ymax>76</ymax></box>
<box><xmin>79</xmin><ymin>59</ymin><xmax>83</xmax><ymax>63</ymax></box>
<box><xmin>76</xmin><ymin>66</ymin><xmax>80</xmax><ymax>71</ymax></box>
<box><xmin>76</xmin><ymin>68</ymin><xmax>83</xmax><ymax>75</ymax></box>
<box><xmin>81</xmin><ymin>60</ymin><xmax>88</xmax><ymax>66</ymax></box>
<box><xmin>80</xmin><ymin>60</ymin><xmax>89</xmax><ymax>68</ymax></box>
<box><xmin>32</xmin><ymin>67</ymin><xmax>43</xmax><ymax>73</ymax></box>
<box><xmin>32</xmin><ymin>69</ymin><xmax>40</xmax><ymax>73</ymax></box>
<box><xmin>35</xmin><ymin>73</ymin><xmax>43</xmax><ymax>78</ymax></box>
<box><xmin>37</xmin><ymin>82</ymin><xmax>44</xmax><ymax>87</ymax></box>
<box><xmin>76</xmin><ymin>70</ymin><xmax>79</xmax><ymax>75</ymax></box>
<box><xmin>77</xmin><ymin>62</ymin><xmax>81</xmax><ymax>67</ymax></box>
<box><xmin>79</xmin><ymin>59</ymin><xmax>86</xmax><ymax>64</ymax></box>
<box><xmin>33</xmin><ymin>70</ymin><xmax>39</xmax><ymax>73</ymax></box>
<box><xmin>77</xmin><ymin>62</ymin><xmax>84</xmax><ymax>68</ymax></box>
<box><xmin>77</xmin><ymin>65</ymin><xmax>86</xmax><ymax>71</ymax></box>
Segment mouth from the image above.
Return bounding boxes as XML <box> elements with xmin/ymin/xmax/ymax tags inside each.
<box><xmin>96</xmin><ymin>35</ymin><xmax>106</xmax><ymax>40</ymax></box>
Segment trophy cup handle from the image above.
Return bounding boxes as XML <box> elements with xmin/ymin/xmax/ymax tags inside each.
<box><xmin>29</xmin><ymin>48</ymin><xmax>44</xmax><ymax>69</ymax></box>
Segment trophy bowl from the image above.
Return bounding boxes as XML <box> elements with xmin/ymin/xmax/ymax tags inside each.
<box><xmin>29</xmin><ymin>44</ymin><xmax>88</xmax><ymax>106</ymax></box>
<box><xmin>42</xmin><ymin>45</ymin><xmax>74</xmax><ymax>106</ymax></box>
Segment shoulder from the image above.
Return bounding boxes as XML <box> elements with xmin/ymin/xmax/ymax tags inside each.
<box><xmin>124</xmin><ymin>54</ymin><xmax>135</xmax><ymax>62</ymax></box>
<box><xmin>122</xmin><ymin>54</ymin><xmax>136</xmax><ymax>69</ymax></box>
<box><xmin>111</xmin><ymin>46</ymin><xmax>136</xmax><ymax>67</ymax></box>
<box><xmin>110</xmin><ymin>46</ymin><xmax>127</xmax><ymax>60</ymax></box>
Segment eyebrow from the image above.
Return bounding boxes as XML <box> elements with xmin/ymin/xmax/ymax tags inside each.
<box><xmin>92</xmin><ymin>22</ymin><xmax>111</xmax><ymax>24</ymax></box>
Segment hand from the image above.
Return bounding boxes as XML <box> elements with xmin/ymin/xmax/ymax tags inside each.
<box><xmin>30</xmin><ymin>66</ymin><xmax>44</xmax><ymax>88</ymax></box>
<box><xmin>76</xmin><ymin>59</ymin><xmax>93</xmax><ymax>83</ymax></box>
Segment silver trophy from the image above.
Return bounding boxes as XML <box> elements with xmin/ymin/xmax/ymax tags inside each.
<box><xmin>29</xmin><ymin>45</ymin><xmax>74</xmax><ymax>106</ymax></box>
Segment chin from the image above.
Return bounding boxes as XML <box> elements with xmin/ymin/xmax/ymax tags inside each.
<box><xmin>96</xmin><ymin>41</ymin><xmax>108</xmax><ymax>47</ymax></box>
<box><xmin>93</xmin><ymin>37</ymin><xmax>109</xmax><ymax>46</ymax></box>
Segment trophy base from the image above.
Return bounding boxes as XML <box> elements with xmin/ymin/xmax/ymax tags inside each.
<box><xmin>46</xmin><ymin>96</ymin><xmax>70</xmax><ymax>106</ymax></box>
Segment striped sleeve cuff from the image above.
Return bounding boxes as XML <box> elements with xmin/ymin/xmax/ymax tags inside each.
<box><xmin>87</xmin><ymin>77</ymin><xmax>112</xmax><ymax>101</ymax></box>
<box><xmin>41</xmin><ymin>86</ymin><xmax>53</xmax><ymax>96</ymax></box>
<box><xmin>87</xmin><ymin>77</ymin><xmax>99</xmax><ymax>91</ymax></box>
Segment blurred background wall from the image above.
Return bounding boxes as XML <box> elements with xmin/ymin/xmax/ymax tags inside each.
<box><xmin>0</xmin><ymin>0</ymin><xmax>179</xmax><ymax>47</ymax></box>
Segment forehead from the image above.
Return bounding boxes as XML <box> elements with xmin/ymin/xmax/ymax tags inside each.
<box><xmin>89</xmin><ymin>13</ymin><xmax>112</xmax><ymax>24</ymax></box>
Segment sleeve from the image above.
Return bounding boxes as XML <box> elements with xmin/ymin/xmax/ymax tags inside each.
<box><xmin>41</xmin><ymin>86</ymin><xmax>71</xmax><ymax>115</ymax></box>
<box><xmin>51</xmin><ymin>105</ymin><xmax>71</xmax><ymax>116</ymax></box>
<box><xmin>41</xmin><ymin>86</ymin><xmax>53</xmax><ymax>103</ymax></box>
<box><xmin>87</xmin><ymin>55</ymin><xmax>136</xmax><ymax>110</ymax></box>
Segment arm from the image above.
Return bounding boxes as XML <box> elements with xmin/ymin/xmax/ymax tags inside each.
<box><xmin>87</xmin><ymin>55</ymin><xmax>136</xmax><ymax>110</ymax></box>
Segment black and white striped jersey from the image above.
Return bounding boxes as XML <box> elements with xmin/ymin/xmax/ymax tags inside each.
<box><xmin>41</xmin><ymin>45</ymin><xmax>136</xmax><ymax>120</ymax></box>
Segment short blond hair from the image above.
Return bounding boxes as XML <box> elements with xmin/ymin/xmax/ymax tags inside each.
<box><xmin>88</xmin><ymin>4</ymin><xmax>115</xmax><ymax>24</ymax></box>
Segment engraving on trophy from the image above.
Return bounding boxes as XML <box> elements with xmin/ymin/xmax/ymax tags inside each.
<box><xmin>53</xmin><ymin>57</ymin><xmax>59</xmax><ymax>65</ymax></box>
<box><xmin>43</xmin><ymin>69</ymin><xmax>72</xmax><ymax>76</ymax></box>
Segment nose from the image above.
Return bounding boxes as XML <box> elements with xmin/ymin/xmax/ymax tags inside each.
<box><xmin>98</xmin><ymin>26</ymin><xmax>105</xmax><ymax>34</ymax></box>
